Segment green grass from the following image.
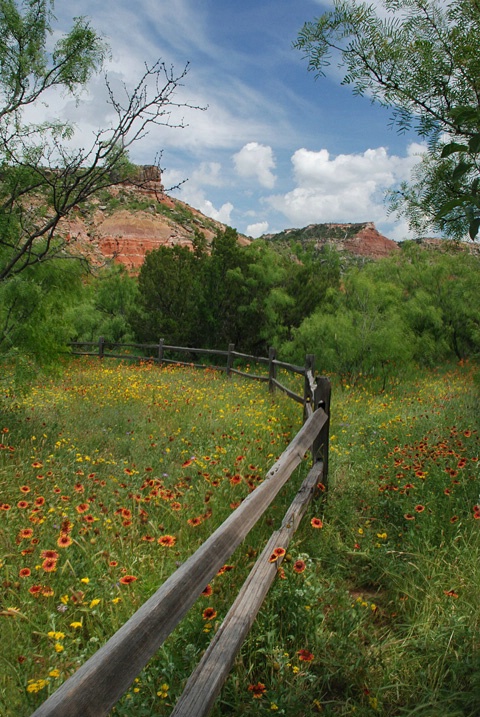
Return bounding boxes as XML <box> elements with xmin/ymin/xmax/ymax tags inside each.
<box><xmin>0</xmin><ymin>359</ymin><xmax>479</xmax><ymax>716</ymax></box>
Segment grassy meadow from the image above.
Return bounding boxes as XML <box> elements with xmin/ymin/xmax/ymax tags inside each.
<box><xmin>0</xmin><ymin>358</ymin><xmax>479</xmax><ymax>716</ymax></box>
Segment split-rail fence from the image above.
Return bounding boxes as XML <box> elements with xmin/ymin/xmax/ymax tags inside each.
<box><xmin>31</xmin><ymin>339</ymin><xmax>331</xmax><ymax>717</ymax></box>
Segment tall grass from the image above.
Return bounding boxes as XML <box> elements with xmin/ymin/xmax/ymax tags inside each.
<box><xmin>0</xmin><ymin>359</ymin><xmax>478</xmax><ymax>716</ymax></box>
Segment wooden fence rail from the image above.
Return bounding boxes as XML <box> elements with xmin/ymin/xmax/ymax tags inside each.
<box><xmin>33</xmin><ymin>340</ymin><xmax>332</xmax><ymax>716</ymax></box>
<box><xmin>69</xmin><ymin>339</ymin><xmax>316</xmax><ymax>406</ymax></box>
<box><xmin>31</xmin><ymin>409</ymin><xmax>328</xmax><ymax>717</ymax></box>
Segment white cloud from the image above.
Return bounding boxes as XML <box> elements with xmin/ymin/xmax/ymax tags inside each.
<box><xmin>191</xmin><ymin>162</ymin><xmax>224</xmax><ymax>186</ymax></box>
<box><xmin>267</xmin><ymin>143</ymin><xmax>427</xmax><ymax>232</ymax></box>
<box><xmin>233</xmin><ymin>143</ymin><xmax>277</xmax><ymax>189</ymax></box>
<box><xmin>247</xmin><ymin>221</ymin><xmax>269</xmax><ymax>238</ymax></box>
<box><xmin>202</xmin><ymin>200</ymin><xmax>234</xmax><ymax>225</ymax></box>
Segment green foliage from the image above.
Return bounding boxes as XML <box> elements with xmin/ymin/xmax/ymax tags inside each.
<box><xmin>67</xmin><ymin>265</ymin><xmax>139</xmax><ymax>344</ymax></box>
<box><xmin>283</xmin><ymin>247</ymin><xmax>480</xmax><ymax>384</ymax></box>
<box><xmin>436</xmin><ymin>107</ymin><xmax>480</xmax><ymax>239</ymax></box>
<box><xmin>0</xmin><ymin>258</ymin><xmax>83</xmax><ymax>363</ymax></box>
<box><xmin>132</xmin><ymin>245</ymin><xmax>203</xmax><ymax>346</ymax></box>
<box><xmin>283</xmin><ymin>269</ymin><xmax>413</xmax><ymax>386</ymax></box>
<box><xmin>296</xmin><ymin>0</ymin><xmax>480</xmax><ymax>239</ymax></box>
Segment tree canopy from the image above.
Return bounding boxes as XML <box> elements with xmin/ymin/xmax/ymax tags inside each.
<box><xmin>0</xmin><ymin>0</ymin><xmax>196</xmax><ymax>283</ymax></box>
<box><xmin>295</xmin><ymin>0</ymin><xmax>480</xmax><ymax>239</ymax></box>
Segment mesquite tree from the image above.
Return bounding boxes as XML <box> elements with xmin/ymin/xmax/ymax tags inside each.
<box><xmin>0</xmin><ymin>0</ymin><xmax>196</xmax><ymax>283</ymax></box>
<box><xmin>295</xmin><ymin>0</ymin><xmax>480</xmax><ymax>239</ymax></box>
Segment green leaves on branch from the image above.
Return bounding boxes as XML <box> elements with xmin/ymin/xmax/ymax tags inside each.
<box><xmin>436</xmin><ymin>107</ymin><xmax>480</xmax><ymax>238</ymax></box>
<box><xmin>296</xmin><ymin>1</ymin><xmax>480</xmax><ymax>240</ymax></box>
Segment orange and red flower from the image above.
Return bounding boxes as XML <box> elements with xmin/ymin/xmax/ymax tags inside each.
<box><xmin>268</xmin><ymin>547</ymin><xmax>286</xmax><ymax>563</ymax></box>
<box><xmin>119</xmin><ymin>575</ymin><xmax>137</xmax><ymax>585</ymax></box>
<box><xmin>293</xmin><ymin>559</ymin><xmax>306</xmax><ymax>574</ymax></box>
<box><xmin>298</xmin><ymin>649</ymin><xmax>315</xmax><ymax>662</ymax></box>
<box><xmin>57</xmin><ymin>534</ymin><xmax>73</xmax><ymax>548</ymax></box>
<box><xmin>248</xmin><ymin>682</ymin><xmax>266</xmax><ymax>699</ymax></box>
<box><xmin>202</xmin><ymin>607</ymin><xmax>217</xmax><ymax>620</ymax></box>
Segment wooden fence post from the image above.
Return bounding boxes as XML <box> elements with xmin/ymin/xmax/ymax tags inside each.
<box><xmin>312</xmin><ymin>376</ymin><xmax>331</xmax><ymax>489</ymax></box>
<box><xmin>158</xmin><ymin>338</ymin><xmax>164</xmax><ymax>364</ymax></box>
<box><xmin>268</xmin><ymin>347</ymin><xmax>277</xmax><ymax>392</ymax></box>
<box><xmin>98</xmin><ymin>336</ymin><xmax>105</xmax><ymax>359</ymax></box>
<box><xmin>303</xmin><ymin>354</ymin><xmax>315</xmax><ymax>421</ymax></box>
<box><xmin>226</xmin><ymin>344</ymin><xmax>235</xmax><ymax>377</ymax></box>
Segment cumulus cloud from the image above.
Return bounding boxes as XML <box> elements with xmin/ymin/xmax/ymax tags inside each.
<box><xmin>247</xmin><ymin>221</ymin><xmax>269</xmax><ymax>238</ymax></box>
<box><xmin>233</xmin><ymin>142</ymin><xmax>277</xmax><ymax>189</ymax></box>
<box><xmin>202</xmin><ymin>200</ymin><xmax>234</xmax><ymax>224</ymax></box>
<box><xmin>267</xmin><ymin>143</ymin><xmax>427</xmax><ymax>231</ymax></box>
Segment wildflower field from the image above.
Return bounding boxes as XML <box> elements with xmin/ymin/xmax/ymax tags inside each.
<box><xmin>1</xmin><ymin>359</ymin><xmax>479</xmax><ymax>716</ymax></box>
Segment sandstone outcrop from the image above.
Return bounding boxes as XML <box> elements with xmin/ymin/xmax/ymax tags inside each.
<box><xmin>60</xmin><ymin>184</ymin><xmax>250</xmax><ymax>271</ymax></box>
<box><xmin>343</xmin><ymin>222</ymin><xmax>399</xmax><ymax>258</ymax></box>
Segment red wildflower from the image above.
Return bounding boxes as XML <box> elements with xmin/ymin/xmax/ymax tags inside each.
<box><xmin>182</xmin><ymin>459</ymin><xmax>194</xmax><ymax>468</ymax></box>
<box><xmin>443</xmin><ymin>589</ymin><xmax>459</xmax><ymax>598</ymax></box>
<box><xmin>217</xmin><ymin>564</ymin><xmax>234</xmax><ymax>575</ymax></box>
<box><xmin>404</xmin><ymin>513</ymin><xmax>415</xmax><ymax>520</ymax></box>
<box><xmin>17</xmin><ymin>501</ymin><xmax>29</xmax><ymax>509</ymax></box>
<box><xmin>202</xmin><ymin>607</ymin><xmax>217</xmax><ymax>620</ymax></box>
<box><xmin>268</xmin><ymin>547</ymin><xmax>286</xmax><ymax>563</ymax></box>
<box><xmin>18</xmin><ymin>528</ymin><xmax>34</xmax><ymax>540</ymax></box>
<box><xmin>28</xmin><ymin>585</ymin><xmax>43</xmax><ymax>596</ymax></box>
<box><xmin>57</xmin><ymin>534</ymin><xmax>73</xmax><ymax>548</ymax></box>
<box><xmin>298</xmin><ymin>649</ymin><xmax>315</xmax><ymax>662</ymax></box>
<box><xmin>310</xmin><ymin>517</ymin><xmax>323</xmax><ymax>529</ymax></box>
<box><xmin>187</xmin><ymin>516</ymin><xmax>202</xmax><ymax>527</ymax></box>
<box><xmin>158</xmin><ymin>535</ymin><xmax>176</xmax><ymax>547</ymax></box>
<box><xmin>248</xmin><ymin>682</ymin><xmax>266</xmax><ymax>699</ymax></box>
<box><xmin>42</xmin><ymin>558</ymin><xmax>57</xmax><ymax>572</ymax></box>
<box><xmin>19</xmin><ymin>568</ymin><xmax>31</xmax><ymax>578</ymax></box>
<box><xmin>414</xmin><ymin>504</ymin><xmax>425</xmax><ymax>513</ymax></box>
<box><xmin>293</xmin><ymin>559</ymin><xmax>306</xmax><ymax>574</ymax></box>
<box><xmin>201</xmin><ymin>584</ymin><xmax>213</xmax><ymax>597</ymax></box>
<box><xmin>119</xmin><ymin>575</ymin><xmax>137</xmax><ymax>585</ymax></box>
<box><xmin>40</xmin><ymin>550</ymin><xmax>59</xmax><ymax>560</ymax></box>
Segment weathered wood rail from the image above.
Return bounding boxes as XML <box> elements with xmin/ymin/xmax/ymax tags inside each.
<box><xmin>33</xmin><ymin>342</ymin><xmax>331</xmax><ymax>716</ymax></box>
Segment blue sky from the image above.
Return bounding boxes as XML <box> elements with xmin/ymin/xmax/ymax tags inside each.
<box><xmin>47</xmin><ymin>0</ymin><xmax>429</xmax><ymax>240</ymax></box>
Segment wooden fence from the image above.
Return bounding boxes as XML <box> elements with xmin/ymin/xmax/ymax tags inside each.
<box><xmin>69</xmin><ymin>338</ymin><xmax>315</xmax><ymax>406</ymax></box>
<box><xmin>31</xmin><ymin>342</ymin><xmax>331</xmax><ymax>717</ymax></box>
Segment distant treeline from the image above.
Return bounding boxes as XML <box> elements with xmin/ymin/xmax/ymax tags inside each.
<box><xmin>1</xmin><ymin>226</ymin><xmax>479</xmax><ymax>384</ymax></box>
